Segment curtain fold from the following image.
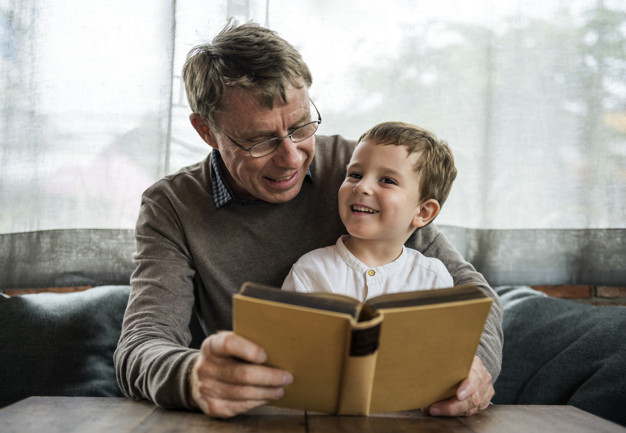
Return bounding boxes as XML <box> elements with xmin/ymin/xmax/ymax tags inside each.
<box><xmin>0</xmin><ymin>230</ymin><xmax>135</xmax><ymax>289</ymax></box>
<box><xmin>440</xmin><ymin>226</ymin><xmax>626</xmax><ymax>286</ymax></box>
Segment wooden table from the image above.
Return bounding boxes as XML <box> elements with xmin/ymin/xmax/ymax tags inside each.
<box><xmin>1</xmin><ymin>397</ymin><xmax>624</xmax><ymax>433</ymax></box>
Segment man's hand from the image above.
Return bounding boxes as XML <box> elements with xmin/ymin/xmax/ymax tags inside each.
<box><xmin>423</xmin><ymin>356</ymin><xmax>494</xmax><ymax>417</ymax></box>
<box><xmin>189</xmin><ymin>331</ymin><xmax>293</xmax><ymax>418</ymax></box>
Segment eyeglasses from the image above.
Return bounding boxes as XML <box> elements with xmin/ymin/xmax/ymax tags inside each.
<box><xmin>210</xmin><ymin>100</ymin><xmax>322</xmax><ymax>158</ymax></box>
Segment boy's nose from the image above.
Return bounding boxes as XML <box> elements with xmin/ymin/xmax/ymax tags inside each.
<box><xmin>353</xmin><ymin>179</ymin><xmax>373</xmax><ymax>195</ymax></box>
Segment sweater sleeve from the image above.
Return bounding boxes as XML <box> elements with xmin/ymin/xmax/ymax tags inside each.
<box><xmin>410</xmin><ymin>224</ymin><xmax>504</xmax><ymax>382</ymax></box>
<box><xmin>114</xmin><ymin>191</ymin><xmax>200</xmax><ymax>410</ymax></box>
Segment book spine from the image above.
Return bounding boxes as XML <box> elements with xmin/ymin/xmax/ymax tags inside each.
<box><xmin>337</xmin><ymin>316</ymin><xmax>383</xmax><ymax>415</ymax></box>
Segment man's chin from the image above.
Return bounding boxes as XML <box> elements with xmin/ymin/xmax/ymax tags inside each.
<box><xmin>263</xmin><ymin>190</ymin><xmax>302</xmax><ymax>204</ymax></box>
<box><xmin>260</xmin><ymin>183</ymin><xmax>304</xmax><ymax>203</ymax></box>
<box><xmin>259</xmin><ymin>172</ymin><xmax>306</xmax><ymax>203</ymax></box>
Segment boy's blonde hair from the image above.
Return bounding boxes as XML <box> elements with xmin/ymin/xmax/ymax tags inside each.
<box><xmin>357</xmin><ymin>121</ymin><xmax>457</xmax><ymax>207</ymax></box>
<box><xmin>182</xmin><ymin>21</ymin><xmax>312</xmax><ymax>122</ymax></box>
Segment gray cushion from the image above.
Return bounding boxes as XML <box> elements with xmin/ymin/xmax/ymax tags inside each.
<box><xmin>493</xmin><ymin>286</ymin><xmax>626</xmax><ymax>426</ymax></box>
<box><xmin>0</xmin><ymin>285</ymin><xmax>131</xmax><ymax>407</ymax></box>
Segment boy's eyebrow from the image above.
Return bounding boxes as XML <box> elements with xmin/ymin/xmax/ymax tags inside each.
<box><xmin>345</xmin><ymin>161</ymin><xmax>361</xmax><ymax>171</ymax></box>
<box><xmin>345</xmin><ymin>162</ymin><xmax>404</xmax><ymax>178</ymax></box>
<box><xmin>380</xmin><ymin>167</ymin><xmax>403</xmax><ymax>178</ymax></box>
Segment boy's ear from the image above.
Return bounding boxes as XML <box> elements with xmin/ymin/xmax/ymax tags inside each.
<box><xmin>412</xmin><ymin>199</ymin><xmax>441</xmax><ymax>228</ymax></box>
<box><xmin>190</xmin><ymin>113</ymin><xmax>218</xmax><ymax>150</ymax></box>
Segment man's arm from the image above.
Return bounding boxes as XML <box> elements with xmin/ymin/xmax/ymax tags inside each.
<box><xmin>409</xmin><ymin>223</ymin><xmax>503</xmax><ymax>416</ymax></box>
<box><xmin>114</xmin><ymin>191</ymin><xmax>291</xmax><ymax>416</ymax></box>
<box><xmin>114</xmin><ymin>193</ymin><xmax>202</xmax><ymax>409</ymax></box>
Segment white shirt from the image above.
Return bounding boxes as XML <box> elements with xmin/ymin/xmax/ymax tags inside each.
<box><xmin>281</xmin><ymin>236</ymin><xmax>454</xmax><ymax>302</ymax></box>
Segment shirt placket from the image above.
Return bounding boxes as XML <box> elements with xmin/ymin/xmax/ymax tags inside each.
<box><xmin>364</xmin><ymin>268</ymin><xmax>384</xmax><ymax>300</ymax></box>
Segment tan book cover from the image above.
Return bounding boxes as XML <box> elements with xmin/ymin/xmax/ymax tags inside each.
<box><xmin>232</xmin><ymin>282</ymin><xmax>493</xmax><ymax>415</ymax></box>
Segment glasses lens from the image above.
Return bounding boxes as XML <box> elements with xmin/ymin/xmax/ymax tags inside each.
<box><xmin>249</xmin><ymin>139</ymin><xmax>279</xmax><ymax>158</ymax></box>
<box><xmin>249</xmin><ymin>122</ymin><xmax>319</xmax><ymax>157</ymax></box>
<box><xmin>291</xmin><ymin>122</ymin><xmax>319</xmax><ymax>142</ymax></box>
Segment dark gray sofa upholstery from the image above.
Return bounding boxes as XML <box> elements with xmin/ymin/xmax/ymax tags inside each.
<box><xmin>0</xmin><ymin>286</ymin><xmax>130</xmax><ymax>406</ymax></box>
<box><xmin>493</xmin><ymin>286</ymin><xmax>626</xmax><ymax>426</ymax></box>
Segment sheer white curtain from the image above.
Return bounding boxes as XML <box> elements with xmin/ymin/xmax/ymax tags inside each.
<box><xmin>1</xmin><ymin>0</ymin><xmax>176</xmax><ymax>232</ymax></box>
<box><xmin>1</xmin><ymin>0</ymin><xmax>624</xmax><ymax>288</ymax></box>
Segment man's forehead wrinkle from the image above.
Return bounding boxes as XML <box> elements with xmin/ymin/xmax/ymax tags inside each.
<box><xmin>213</xmin><ymin>88</ymin><xmax>310</xmax><ymax>138</ymax></box>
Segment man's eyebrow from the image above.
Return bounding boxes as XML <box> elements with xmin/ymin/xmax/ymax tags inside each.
<box><xmin>291</xmin><ymin>109</ymin><xmax>312</xmax><ymax>127</ymax></box>
<box><xmin>242</xmin><ymin>109</ymin><xmax>311</xmax><ymax>138</ymax></box>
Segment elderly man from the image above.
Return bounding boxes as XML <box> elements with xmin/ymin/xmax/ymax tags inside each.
<box><xmin>114</xmin><ymin>21</ymin><xmax>503</xmax><ymax>419</ymax></box>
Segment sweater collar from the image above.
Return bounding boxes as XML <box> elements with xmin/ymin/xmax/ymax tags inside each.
<box><xmin>210</xmin><ymin>150</ymin><xmax>312</xmax><ymax>209</ymax></box>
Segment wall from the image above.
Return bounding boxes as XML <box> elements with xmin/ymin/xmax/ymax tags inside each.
<box><xmin>531</xmin><ymin>285</ymin><xmax>626</xmax><ymax>306</ymax></box>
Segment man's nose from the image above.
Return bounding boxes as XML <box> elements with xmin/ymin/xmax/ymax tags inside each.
<box><xmin>273</xmin><ymin>136</ymin><xmax>305</xmax><ymax>168</ymax></box>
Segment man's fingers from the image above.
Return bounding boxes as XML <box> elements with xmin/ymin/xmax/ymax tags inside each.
<box><xmin>198</xmin><ymin>358</ymin><xmax>292</xmax><ymax>389</ymax></box>
<box><xmin>198</xmin><ymin>335</ymin><xmax>293</xmax><ymax>387</ymax></box>
<box><xmin>193</xmin><ymin>390</ymin><xmax>270</xmax><ymax>419</ymax></box>
<box><xmin>426</xmin><ymin>356</ymin><xmax>494</xmax><ymax>417</ymax></box>
<box><xmin>205</xmin><ymin>331</ymin><xmax>267</xmax><ymax>364</ymax></box>
<box><xmin>456</xmin><ymin>356</ymin><xmax>492</xmax><ymax>400</ymax></box>
<box><xmin>189</xmin><ymin>331</ymin><xmax>294</xmax><ymax>418</ymax></box>
<box><xmin>426</xmin><ymin>392</ymin><xmax>481</xmax><ymax>417</ymax></box>
<box><xmin>195</xmin><ymin>373</ymin><xmax>285</xmax><ymax>401</ymax></box>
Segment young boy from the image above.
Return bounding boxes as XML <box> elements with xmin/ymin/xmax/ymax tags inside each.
<box><xmin>281</xmin><ymin>121</ymin><xmax>457</xmax><ymax>301</ymax></box>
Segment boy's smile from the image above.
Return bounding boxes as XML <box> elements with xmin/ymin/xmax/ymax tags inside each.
<box><xmin>350</xmin><ymin>204</ymin><xmax>380</xmax><ymax>214</ymax></box>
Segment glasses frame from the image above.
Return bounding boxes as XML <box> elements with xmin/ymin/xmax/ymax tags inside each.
<box><xmin>209</xmin><ymin>99</ymin><xmax>322</xmax><ymax>158</ymax></box>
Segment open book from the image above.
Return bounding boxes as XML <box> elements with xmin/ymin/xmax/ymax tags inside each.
<box><xmin>233</xmin><ymin>282</ymin><xmax>493</xmax><ymax>415</ymax></box>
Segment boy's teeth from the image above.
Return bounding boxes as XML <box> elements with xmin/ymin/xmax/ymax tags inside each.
<box><xmin>352</xmin><ymin>205</ymin><xmax>378</xmax><ymax>214</ymax></box>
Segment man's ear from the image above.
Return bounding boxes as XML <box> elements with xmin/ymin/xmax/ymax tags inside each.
<box><xmin>412</xmin><ymin>199</ymin><xmax>441</xmax><ymax>228</ymax></box>
<box><xmin>190</xmin><ymin>113</ymin><xmax>218</xmax><ymax>150</ymax></box>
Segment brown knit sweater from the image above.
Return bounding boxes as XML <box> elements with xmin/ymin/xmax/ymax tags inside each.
<box><xmin>114</xmin><ymin>134</ymin><xmax>503</xmax><ymax>410</ymax></box>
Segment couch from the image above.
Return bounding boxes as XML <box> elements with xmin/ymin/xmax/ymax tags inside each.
<box><xmin>1</xmin><ymin>284</ymin><xmax>625</xmax><ymax>426</ymax></box>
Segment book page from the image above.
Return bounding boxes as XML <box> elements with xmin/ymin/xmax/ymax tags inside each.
<box><xmin>366</xmin><ymin>284</ymin><xmax>486</xmax><ymax>310</ymax></box>
<box><xmin>369</xmin><ymin>297</ymin><xmax>493</xmax><ymax>413</ymax></box>
<box><xmin>233</xmin><ymin>293</ymin><xmax>354</xmax><ymax>413</ymax></box>
<box><xmin>240</xmin><ymin>282</ymin><xmax>362</xmax><ymax>317</ymax></box>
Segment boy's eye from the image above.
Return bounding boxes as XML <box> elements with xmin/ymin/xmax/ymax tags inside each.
<box><xmin>347</xmin><ymin>172</ymin><xmax>362</xmax><ymax>180</ymax></box>
<box><xmin>381</xmin><ymin>177</ymin><xmax>397</xmax><ymax>185</ymax></box>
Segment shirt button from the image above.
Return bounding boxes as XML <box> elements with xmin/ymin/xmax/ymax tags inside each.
<box><xmin>367</xmin><ymin>269</ymin><xmax>375</xmax><ymax>277</ymax></box>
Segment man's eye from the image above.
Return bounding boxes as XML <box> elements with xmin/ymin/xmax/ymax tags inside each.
<box><xmin>288</xmin><ymin>124</ymin><xmax>305</xmax><ymax>134</ymax></box>
<box><xmin>245</xmin><ymin>136</ymin><xmax>273</xmax><ymax>144</ymax></box>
